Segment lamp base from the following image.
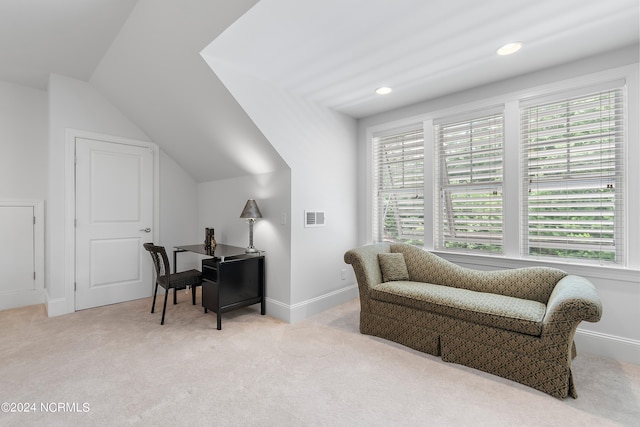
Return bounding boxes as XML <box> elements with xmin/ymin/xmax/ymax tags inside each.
<box><xmin>245</xmin><ymin>247</ymin><xmax>259</xmax><ymax>254</ymax></box>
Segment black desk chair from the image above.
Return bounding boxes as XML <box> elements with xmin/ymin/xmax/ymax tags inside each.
<box><xmin>143</xmin><ymin>243</ymin><xmax>202</xmax><ymax>325</ymax></box>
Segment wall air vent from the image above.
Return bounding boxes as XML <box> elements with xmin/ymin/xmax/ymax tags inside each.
<box><xmin>304</xmin><ymin>210</ymin><xmax>325</xmax><ymax>227</ymax></box>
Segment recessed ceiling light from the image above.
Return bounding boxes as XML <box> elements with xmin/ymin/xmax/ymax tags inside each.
<box><xmin>497</xmin><ymin>42</ymin><xmax>522</xmax><ymax>56</ymax></box>
<box><xmin>375</xmin><ymin>87</ymin><xmax>392</xmax><ymax>95</ymax></box>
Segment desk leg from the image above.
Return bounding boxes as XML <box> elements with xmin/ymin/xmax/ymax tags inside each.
<box><xmin>260</xmin><ymin>259</ymin><xmax>266</xmax><ymax>315</ymax></box>
<box><xmin>217</xmin><ymin>313</ymin><xmax>222</xmax><ymax>330</ymax></box>
<box><xmin>173</xmin><ymin>248</ymin><xmax>186</xmax><ymax>306</ymax></box>
<box><xmin>173</xmin><ymin>250</ymin><xmax>178</xmax><ymax>274</ymax></box>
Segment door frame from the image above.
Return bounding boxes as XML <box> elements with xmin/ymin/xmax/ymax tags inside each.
<box><xmin>64</xmin><ymin>129</ymin><xmax>159</xmax><ymax>313</ymax></box>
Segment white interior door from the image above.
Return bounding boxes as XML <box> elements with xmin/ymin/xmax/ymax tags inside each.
<box><xmin>0</xmin><ymin>206</ymin><xmax>33</xmax><ymax>294</ymax></box>
<box><xmin>75</xmin><ymin>138</ymin><xmax>154</xmax><ymax>310</ymax></box>
<box><xmin>0</xmin><ymin>205</ymin><xmax>35</xmax><ymax>311</ymax></box>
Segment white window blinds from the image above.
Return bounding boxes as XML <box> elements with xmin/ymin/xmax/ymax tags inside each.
<box><xmin>372</xmin><ymin>127</ymin><xmax>424</xmax><ymax>245</ymax></box>
<box><xmin>521</xmin><ymin>87</ymin><xmax>625</xmax><ymax>263</ymax></box>
<box><xmin>435</xmin><ymin>112</ymin><xmax>504</xmax><ymax>253</ymax></box>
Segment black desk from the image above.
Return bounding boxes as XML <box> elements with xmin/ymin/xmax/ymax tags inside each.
<box><xmin>174</xmin><ymin>244</ymin><xmax>265</xmax><ymax>330</ymax></box>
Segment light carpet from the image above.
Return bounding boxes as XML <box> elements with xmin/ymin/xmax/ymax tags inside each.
<box><xmin>0</xmin><ymin>291</ymin><xmax>639</xmax><ymax>426</ymax></box>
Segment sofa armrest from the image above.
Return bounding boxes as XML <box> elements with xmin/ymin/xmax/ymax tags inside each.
<box><xmin>542</xmin><ymin>275</ymin><xmax>602</xmax><ymax>335</ymax></box>
<box><xmin>344</xmin><ymin>244</ymin><xmax>390</xmax><ymax>307</ymax></box>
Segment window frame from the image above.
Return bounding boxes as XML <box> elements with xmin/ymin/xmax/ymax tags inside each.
<box><xmin>434</xmin><ymin>109</ymin><xmax>505</xmax><ymax>254</ymax></box>
<box><xmin>371</xmin><ymin>124</ymin><xmax>425</xmax><ymax>245</ymax></box>
<box><xmin>520</xmin><ymin>85</ymin><xmax>625</xmax><ymax>265</ymax></box>
<box><xmin>365</xmin><ymin>65</ymin><xmax>638</xmax><ymax>270</ymax></box>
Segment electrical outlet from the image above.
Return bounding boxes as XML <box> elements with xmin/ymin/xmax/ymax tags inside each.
<box><xmin>341</xmin><ymin>269</ymin><xmax>346</xmax><ymax>280</ymax></box>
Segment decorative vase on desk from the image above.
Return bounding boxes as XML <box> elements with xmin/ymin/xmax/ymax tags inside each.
<box><xmin>210</xmin><ymin>230</ymin><xmax>217</xmax><ymax>251</ymax></box>
<box><xmin>204</xmin><ymin>228</ymin><xmax>217</xmax><ymax>252</ymax></box>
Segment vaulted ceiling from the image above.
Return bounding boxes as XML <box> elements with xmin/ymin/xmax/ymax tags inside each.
<box><xmin>88</xmin><ymin>0</ymin><xmax>288</xmax><ymax>183</ymax></box>
<box><xmin>206</xmin><ymin>0</ymin><xmax>639</xmax><ymax>118</ymax></box>
<box><xmin>1</xmin><ymin>0</ymin><xmax>638</xmax><ymax>182</ymax></box>
<box><xmin>0</xmin><ymin>0</ymin><xmax>136</xmax><ymax>90</ymax></box>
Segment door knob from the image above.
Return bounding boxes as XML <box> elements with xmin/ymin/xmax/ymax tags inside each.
<box><xmin>140</xmin><ymin>228</ymin><xmax>151</xmax><ymax>233</ymax></box>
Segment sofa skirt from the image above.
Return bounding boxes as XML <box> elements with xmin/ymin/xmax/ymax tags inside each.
<box><xmin>360</xmin><ymin>300</ymin><xmax>577</xmax><ymax>399</ymax></box>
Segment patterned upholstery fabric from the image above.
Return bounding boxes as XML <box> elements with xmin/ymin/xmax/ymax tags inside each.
<box><xmin>378</xmin><ymin>253</ymin><xmax>409</xmax><ymax>282</ymax></box>
<box><xmin>371</xmin><ymin>281</ymin><xmax>546</xmax><ymax>336</ymax></box>
<box><xmin>344</xmin><ymin>243</ymin><xmax>603</xmax><ymax>399</ymax></box>
<box><xmin>391</xmin><ymin>243</ymin><xmax>566</xmax><ymax>303</ymax></box>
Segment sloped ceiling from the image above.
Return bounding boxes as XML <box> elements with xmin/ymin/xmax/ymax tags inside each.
<box><xmin>0</xmin><ymin>0</ymin><xmax>136</xmax><ymax>90</ymax></box>
<box><xmin>90</xmin><ymin>0</ymin><xmax>289</xmax><ymax>183</ymax></box>
<box><xmin>204</xmin><ymin>0</ymin><xmax>639</xmax><ymax>118</ymax></box>
<box><xmin>0</xmin><ymin>0</ymin><xmax>638</xmax><ymax>183</ymax></box>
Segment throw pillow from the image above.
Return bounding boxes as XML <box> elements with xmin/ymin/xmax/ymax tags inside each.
<box><xmin>378</xmin><ymin>253</ymin><xmax>409</xmax><ymax>282</ymax></box>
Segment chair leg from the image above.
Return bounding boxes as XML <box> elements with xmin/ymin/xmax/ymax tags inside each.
<box><xmin>151</xmin><ymin>282</ymin><xmax>159</xmax><ymax>313</ymax></box>
<box><xmin>161</xmin><ymin>287</ymin><xmax>169</xmax><ymax>325</ymax></box>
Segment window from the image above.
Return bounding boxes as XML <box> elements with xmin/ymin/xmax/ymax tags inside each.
<box><xmin>372</xmin><ymin>127</ymin><xmax>424</xmax><ymax>245</ymax></box>
<box><xmin>368</xmin><ymin>73</ymin><xmax>632</xmax><ymax>267</ymax></box>
<box><xmin>521</xmin><ymin>88</ymin><xmax>625</xmax><ymax>263</ymax></box>
<box><xmin>435</xmin><ymin>112</ymin><xmax>504</xmax><ymax>253</ymax></box>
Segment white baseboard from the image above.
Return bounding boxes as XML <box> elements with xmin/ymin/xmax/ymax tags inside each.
<box><xmin>45</xmin><ymin>295</ymin><xmax>70</xmax><ymax>317</ymax></box>
<box><xmin>0</xmin><ymin>289</ymin><xmax>45</xmax><ymax>311</ymax></box>
<box><xmin>575</xmin><ymin>328</ymin><xmax>640</xmax><ymax>365</ymax></box>
<box><xmin>265</xmin><ymin>298</ymin><xmax>292</xmax><ymax>323</ymax></box>
<box><xmin>265</xmin><ymin>284</ymin><xmax>358</xmax><ymax>324</ymax></box>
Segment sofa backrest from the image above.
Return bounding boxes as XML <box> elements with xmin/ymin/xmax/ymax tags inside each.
<box><xmin>391</xmin><ymin>244</ymin><xmax>566</xmax><ymax>304</ymax></box>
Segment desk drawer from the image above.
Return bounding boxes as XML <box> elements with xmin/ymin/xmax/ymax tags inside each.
<box><xmin>202</xmin><ymin>258</ymin><xmax>218</xmax><ymax>282</ymax></box>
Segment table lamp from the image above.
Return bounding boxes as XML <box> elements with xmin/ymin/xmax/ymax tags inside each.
<box><xmin>240</xmin><ymin>199</ymin><xmax>262</xmax><ymax>253</ymax></box>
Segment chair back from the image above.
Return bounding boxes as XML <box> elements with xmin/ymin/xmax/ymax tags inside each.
<box><xmin>143</xmin><ymin>243</ymin><xmax>171</xmax><ymax>287</ymax></box>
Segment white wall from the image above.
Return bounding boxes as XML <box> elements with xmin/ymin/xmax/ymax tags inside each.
<box><xmin>46</xmin><ymin>74</ymin><xmax>197</xmax><ymax>316</ymax></box>
<box><xmin>0</xmin><ymin>81</ymin><xmax>47</xmax><ymax>200</ymax></box>
<box><xmin>159</xmin><ymin>150</ymin><xmax>199</xmax><ymax>272</ymax></box>
<box><xmin>202</xmin><ymin>56</ymin><xmax>359</xmax><ymax>322</ymax></box>
<box><xmin>358</xmin><ymin>46</ymin><xmax>640</xmax><ymax>365</ymax></box>
<box><xmin>0</xmin><ymin>81</ymin><xmax>48</xmax><ymax>309</ymax></box>
<box><xmin>197</xmin><ymin>170</ymin><xmax>291</xmax><ymax>314</ymax></box>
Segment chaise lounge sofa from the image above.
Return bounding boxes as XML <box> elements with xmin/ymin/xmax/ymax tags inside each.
<box><xmin>344</xmin><ymin>243</ymin><xmax>602</xmax><ymax>399</ymax></box>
